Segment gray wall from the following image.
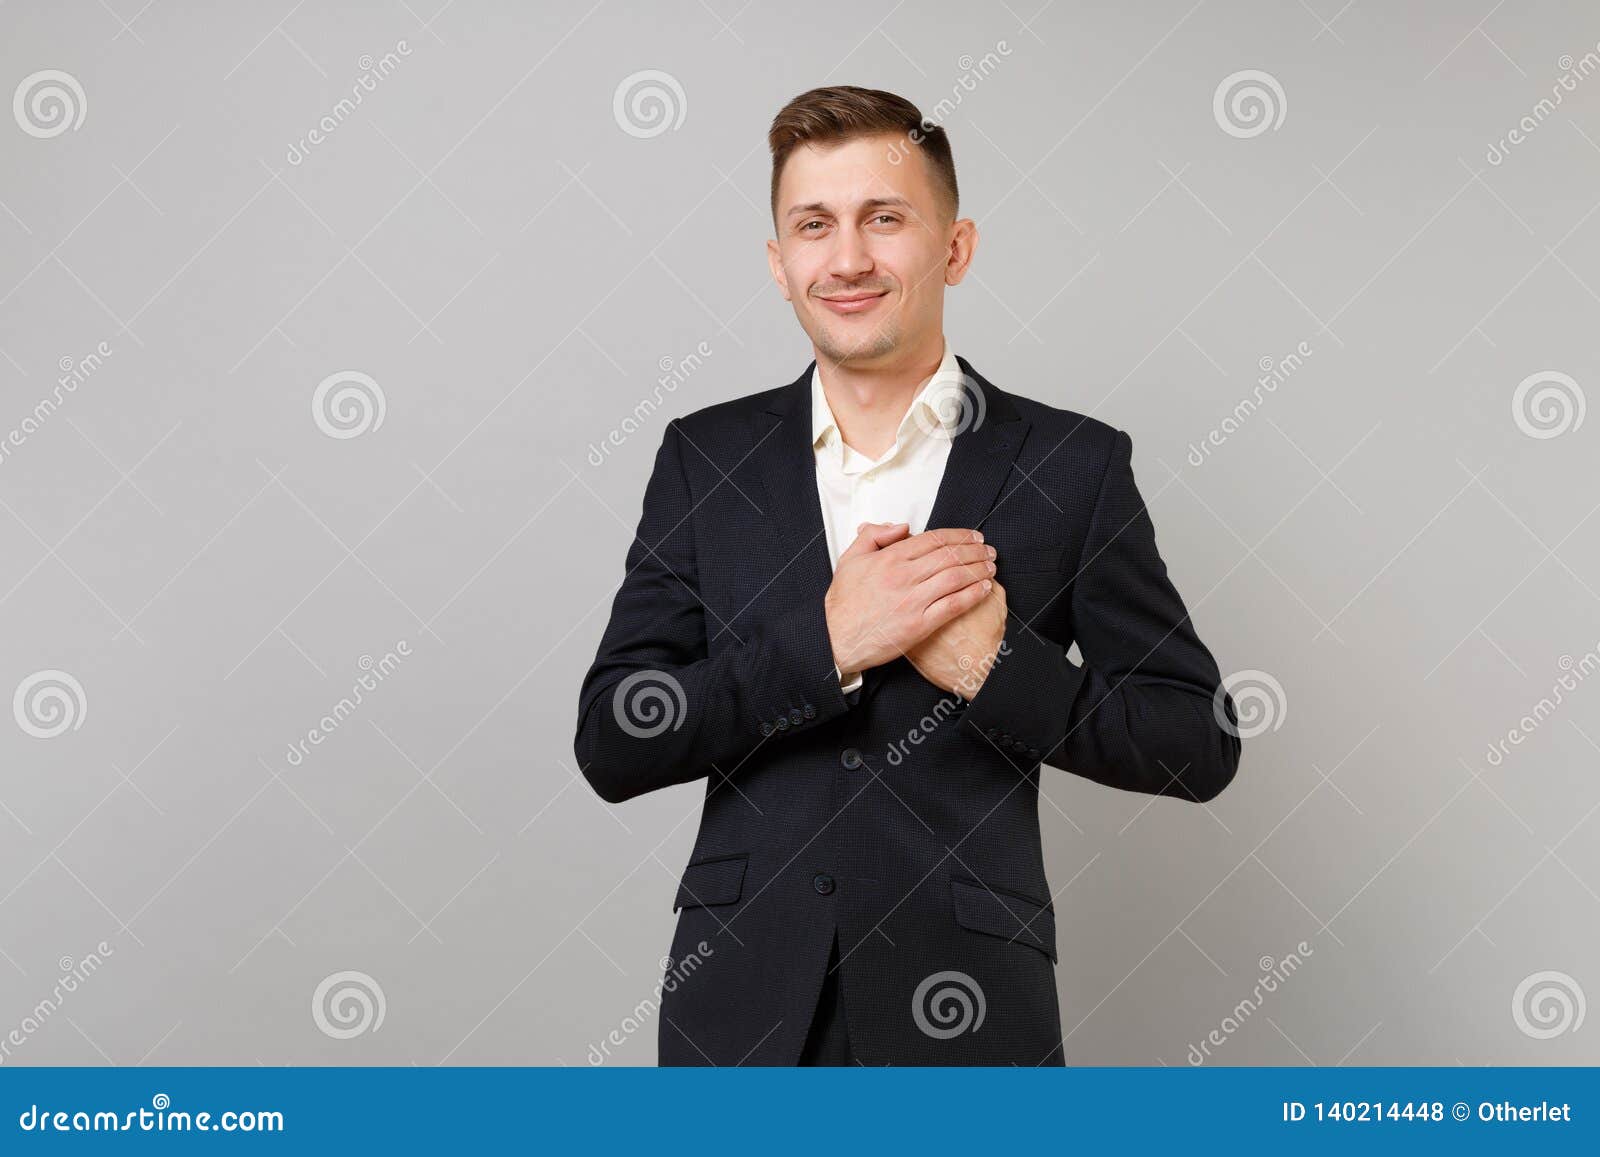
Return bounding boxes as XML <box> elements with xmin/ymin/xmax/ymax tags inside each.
<box><xmin>1</xmin><ymin>0</ymin><xmax>1596</xmax><ymax>1066</ymax></box>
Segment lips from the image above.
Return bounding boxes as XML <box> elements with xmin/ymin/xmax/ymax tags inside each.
<box><xmin>818</xmin><ymin>291</ymin><xmax>888</xmax><ymax>315</ymax></box>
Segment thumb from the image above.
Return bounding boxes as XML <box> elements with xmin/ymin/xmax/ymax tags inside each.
<box><xmin>840</xmin><ymin>520</ymin><xmax>910</xmax><ymax>560</ymax></box>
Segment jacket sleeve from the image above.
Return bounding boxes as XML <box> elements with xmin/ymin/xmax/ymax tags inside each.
<box><xmin>960</xmin><ymin>428</ymin><xmax>1242</xmax><ymax>802</ymax></box>
<box><xmin>573</xmin><ymin>419</ymin><xmax>852</xmax><ymax>804</ymax></box>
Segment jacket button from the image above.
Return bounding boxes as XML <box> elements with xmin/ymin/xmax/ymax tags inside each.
<box><xmin>802</xmin><ymin>703</ymin><xmax>816</xmax><ymax>719</ymax></box>
<box><xmin>840</xmin><ymin>747</ymin><xmax>863</xmax><ymax>769</ymax></box>
<box><xmin>776</xmin><ymin>716</ymin><xmax>789</xmax><ymax>731</ymax></box>
<box><xmin>1011</xmin><ymin>738</ymin><xmax>1028</xmax><ymax>753</ymax></box>
<box><xmin>1028</xmin><ymin>746</ymin><xmax>1041</xmax><ymax>760</ymax></box>
<box><xmin>985</xmin><ymin>727</ymin><xmax>999</xmax><ymax>739</ymax></box>
<box><xmin>998</xmin><ymin>731</ymin><xmax>1011</xmax><ymax>745</ymax></box>
<box><xmin>760</xmin><ymin>721</ymin><xmax>773</xmax><ymax>737</ymax></box>
<box><xmin>788</xmin><ymin>707</ymin><xmax>804</xmax><ymax>725</ymax></box>
<box><xmin>812</xmin><ymin>872</ymin><xmax>835</xmax><ymax>895</ymax></box>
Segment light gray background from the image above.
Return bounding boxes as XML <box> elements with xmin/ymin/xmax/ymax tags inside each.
<box><xmin>1</xmin><ymin>0</ymin><xmax>1596</xmax><ymax>1066</ymax></box>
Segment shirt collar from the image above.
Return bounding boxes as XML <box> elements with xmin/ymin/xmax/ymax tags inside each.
<box><xmin>810</xmin><ymin>340</ymin><xmax>961</xmax><ymax>450</ymax></box>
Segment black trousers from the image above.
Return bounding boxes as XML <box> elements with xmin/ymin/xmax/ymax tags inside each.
<box><xmin>798</xmin><ymin>930</ymin><xmax>856</xmax><ymax>1065</ymax></box>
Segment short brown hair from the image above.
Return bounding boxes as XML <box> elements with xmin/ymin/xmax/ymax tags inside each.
<box><xmin>768</xmin><ymin>85</ymin><xmax>958</xmax><ymax>225</ymax></box>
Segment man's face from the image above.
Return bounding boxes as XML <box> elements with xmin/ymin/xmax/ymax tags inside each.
<box><xmin>767</xmin><ymin>133</ymin><xmax>974</xmax><ymax>368</ymax></box>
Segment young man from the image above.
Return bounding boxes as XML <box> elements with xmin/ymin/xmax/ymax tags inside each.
<box><xmin>574</xmin><ymin>86</ymin><xmax>1242</xmax><ymax>1066</ymax></box>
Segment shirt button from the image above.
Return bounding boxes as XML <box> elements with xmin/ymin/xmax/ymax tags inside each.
<box><xmin>812</xmin><ymin>872</ymin><xmax>836</xmax><ymax>895</ymax></box>
<box><xmin>840</xmin><ymin>747</ymin><xmax>863</xmax><ymax>769</ymax></box>
<box><xmin>788</xmin><ymin>707</ymin><xmax>804</xmax><ymax>726</ymax></box>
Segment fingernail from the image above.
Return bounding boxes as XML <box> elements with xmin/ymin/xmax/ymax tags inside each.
<box><xmin>982</xmin><ymin>579</ymin><xmax>992</xmax><ymax>591</ymax></box>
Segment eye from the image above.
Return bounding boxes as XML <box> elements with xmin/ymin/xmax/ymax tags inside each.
<box><xmin>870</xmin><ymin>214</ymin><xmax>900</xmax><ymax>226</ymax></box>
<box><xmin>798</xmin><ymin>219</ymin><xmax>828</xmax><ymax>233</ymax></box>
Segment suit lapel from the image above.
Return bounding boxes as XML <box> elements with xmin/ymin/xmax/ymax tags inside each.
<box><xmin>748</xmin><ymin>355</ymin><xmax>1030</xmax><ymax>709</ymax></box>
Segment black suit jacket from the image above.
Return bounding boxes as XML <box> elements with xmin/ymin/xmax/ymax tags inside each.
<box><xmin>574</xmin><ymin>355</ymin><xmax>1242</xmax><ymax>1065</ymax></box>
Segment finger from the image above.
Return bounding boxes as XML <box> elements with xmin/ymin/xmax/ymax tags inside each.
<box><xmin>915</xmin><ymin>562</ymin><xmax>995</xmax><ymax>609</ymax></box>
<box><xmin>923</xmin><ymin>576</ymin><xmax>993</xmax><ymax>627</ymax></box>
<box><xmin>897</xmin><ymin>527</ymin><xmax>985</xmax><ymax>560</ymax></box>
<box><xmin>908</xmin><ymin>542</ymin><xmax>995</xmax><ymax>582</ymax></box>
<box><xmin>839</xmin><ymin>521</ymin><xmax>910</xmax><ymax>560</ymax></box>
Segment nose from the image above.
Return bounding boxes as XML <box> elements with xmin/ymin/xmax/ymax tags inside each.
<box><xmin>826</xmin><ymin>226</ymin><xmax>874</xmax><ymax>284</ymax></box>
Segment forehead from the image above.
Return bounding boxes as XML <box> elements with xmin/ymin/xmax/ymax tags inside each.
<box><xmin>777</xmin><ymin>133</ymin><xmax>932</xmax><ymax>214</ymax></box>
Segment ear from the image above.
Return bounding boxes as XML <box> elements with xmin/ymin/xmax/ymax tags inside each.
<box><xmin>944</xmin><ymin>218</ymin><xmax>978</xmax><ymax>287</ymax></box>
<box><xmin>766</xmin><ymin>238</ymin><xmax>792</xmax><ymax>302</ymax></box>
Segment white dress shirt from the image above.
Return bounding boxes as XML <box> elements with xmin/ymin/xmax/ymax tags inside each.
<box><xmin>812</xmin><ymin>341</ymin><xmax>963</xmax><ymax>693</ymax></box>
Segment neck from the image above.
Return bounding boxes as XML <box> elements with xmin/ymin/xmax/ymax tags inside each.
<box><xmin>815</xmin><ymin>335</ymin><xmax>946</xmax><ymax>459</ymax></box>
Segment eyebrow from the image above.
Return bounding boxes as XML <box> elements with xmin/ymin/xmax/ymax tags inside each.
<box><xmin>785</xmin><ymin>196</ymin><xmax>913</xmax><ymax>219</ymax></box>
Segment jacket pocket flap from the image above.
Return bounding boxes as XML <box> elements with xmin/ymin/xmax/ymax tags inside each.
<box><xmin>673</xmin><ymin>853</ymin><xmax>748</xmax><ymax>911</ymax></box>
<box><xmin>951</xmin><ymin>878</ymin><xmax>1057</xmax><ymax>961</ymax></box>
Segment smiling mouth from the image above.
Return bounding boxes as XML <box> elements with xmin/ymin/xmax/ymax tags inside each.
<box><xmin>818</xmin><ymin>291</ymin><xmax>888</xmax><ymax>314</ymax></box>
